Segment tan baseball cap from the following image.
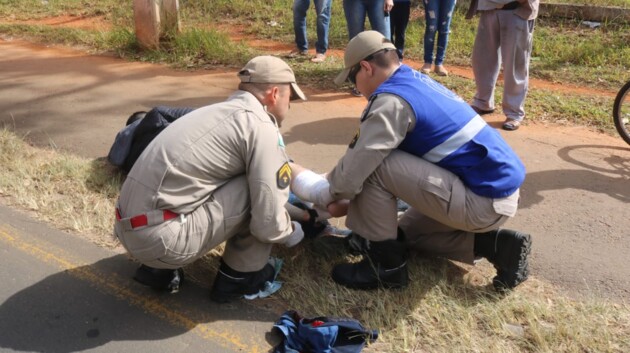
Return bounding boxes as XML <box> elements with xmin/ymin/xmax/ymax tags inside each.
<box><xmin>334</xmin><ymin>31</ymin><xmax>397</xmax><ymax>86</ymax></box>
<box><xmin>238</xmin><ymin>55</ymin><xmax>306</xmax><ymax>101</ymax></box>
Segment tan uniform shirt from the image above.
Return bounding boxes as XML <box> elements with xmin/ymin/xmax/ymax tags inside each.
<box><xmin>118</xmin><ymin>90</ymin><xmax>294</xmax><ymax>244</ymax></box>
<box><xmin>328</xmin><ymin>94</ymin><xmax>415</xmax><ymax>199</ymax></box>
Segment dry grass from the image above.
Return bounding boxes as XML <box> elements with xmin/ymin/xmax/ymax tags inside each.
<box><xmin>0</xmin><ymin>128</ymin><xmax>629</xmax><ymax>352</ymax></box>
<box><xmin>0</xmin><ymin>128</ymin><xmax>122</xmax><ymax>247</ymax></box>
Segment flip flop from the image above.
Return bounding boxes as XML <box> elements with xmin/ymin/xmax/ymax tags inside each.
<box><xmin>502</xmin><ymin>119</ymin><xmax>521</xmax><ymax>131</ymax></box>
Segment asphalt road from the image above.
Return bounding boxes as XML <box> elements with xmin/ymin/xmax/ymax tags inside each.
<box><xmin>0</xmin><ymin>203</ymin><xmax>280</xmax><ymax>353</ymax></box>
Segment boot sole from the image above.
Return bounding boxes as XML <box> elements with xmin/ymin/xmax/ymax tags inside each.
<box><xmin>493</xmin><ymin>232</ymin><xmax>532</xmax><ymax>291</ymax></box>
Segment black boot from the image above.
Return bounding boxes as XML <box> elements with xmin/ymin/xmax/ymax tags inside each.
<box><xmin>344</xmin><ymin>232</ymin><xmax>370</xmax><ymax>255</ymax></box>
<box><xmin>209</xmin><ymin>259</ymin><xmax>275</xmax><ymax>303</ymax></box>
<box><xmin>332</xmin><ymin>237</ymin><xmax>408</xmax><ymax>290</ymax></box>
<box><xmin>133</xmin><ymin>264</ymin><xmax>183</xmax><ymax>293</ymax></box>
<box><xmin>475</xmin><ymin>229</ymin><xmax>532</xmax><ymax>291</ymax></box>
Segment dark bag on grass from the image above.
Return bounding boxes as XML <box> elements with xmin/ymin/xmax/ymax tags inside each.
<box><xmin>108</xmin><ymin>106</ymin><xmax>194</xmax><ymax>173</ymax></box>
<box><xmin>273</xmin><ymin>310</ymin><xmax>378</xmax><ymax>353</ymax></box>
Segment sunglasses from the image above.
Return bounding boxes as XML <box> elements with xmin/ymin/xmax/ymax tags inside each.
<box><xmin>348</xmin><ymin>63</ymin><xmax>361</xmax><ymax>85</ymax></box>
<box><xmin>347</xmin><ymin>48</ymin><xmax>396</xmax><ymax>85</ymax></box>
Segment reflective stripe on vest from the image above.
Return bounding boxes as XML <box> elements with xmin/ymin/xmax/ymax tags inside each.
<box><xmin>422</xmin><ymin>114</ymin><xmax>486</xmax><ymax>163</ymax></box>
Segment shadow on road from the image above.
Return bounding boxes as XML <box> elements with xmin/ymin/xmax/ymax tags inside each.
<box><xmin>284</xmin><ymin>117</ymin><xmax>357</xmax><ymax>146</ymax></box>
<box><xmin>0</xmin><ymin>254</ymin><xmax>277</xmax><ymax>353</ymax></box>
<box><xmin>521</xmin><ymin>144</ymin><xmax>630</xmax><ymax>209</ymax></box>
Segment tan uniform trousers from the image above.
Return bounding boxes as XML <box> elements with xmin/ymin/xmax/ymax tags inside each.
<box><xmin>115</xmin><ymin>175</ymin><xmax>272</xmax><ymax>272</ymax></box>
<box><xmin>345</xmin><ymin>150</ymin><xmax>519</xmax><ymax>264</ymax></box>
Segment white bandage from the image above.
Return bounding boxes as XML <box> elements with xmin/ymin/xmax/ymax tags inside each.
<box><xmin>284</xmin><ymin>221</ymin><xmax>305</xmax><ymax>247</ymax></box>
<box><xmin>291</xmin><ymin>170</ymin><xmax>334</xmax><ymax>207</ymax></box>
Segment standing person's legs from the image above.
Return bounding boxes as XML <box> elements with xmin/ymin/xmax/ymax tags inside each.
<box><xmin>499</xmin><ymin>11</ymin><xmax>535</xmax><ymax>123</ymax></box>
<box><xmin>365</xmin><ymin>0</ymin><xmax>389</xmax><ymax>38</ymax></box>
<box><xmin>471</xmin><ymin>10</ymin><xmax>501</xmax><ymax>112</ymax></box>
<box><xmin>293</xmin><ymin>0</ymin><xmax>311</xmax><ymax>52</ymax></box>
<box><xmin>422</xmin><ymin>0</ymin><xmax>439</xmax><ymax>66</ymax></box>
<box><xmin>434</xmin><ymin>0</ymin><xmax>456</xmax><ymax>66</ymax></box>
<box><xmin>314</xmin><ymin>0</ymin><xmax>332</xmax><ymax>55</ymax></box>
<box><xmin>343</xmin><ymin>0</ymin><xmax>366</xmax><ymax>39</ymax></box>
<box><xmin>390</xmin><ymin>1</ymin><xmax>410</xmax><ymax>57</ymax></box>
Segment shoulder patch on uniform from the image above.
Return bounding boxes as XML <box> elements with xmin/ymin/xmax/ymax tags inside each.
<box><xmin>277</xmin><ymin>162</ymin><xmax>292</xmax><ymax>189</ymax></box>
<box><xmin>349</xmin><ymin>129</ymin><xmax>360</xmax><ymax>149</ymax></box>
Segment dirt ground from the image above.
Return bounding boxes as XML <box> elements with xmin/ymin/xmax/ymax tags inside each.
<box><xmin>0</xmin><ymin>24</ymin><xmax>629</xmax><ymax>303</ymax></box>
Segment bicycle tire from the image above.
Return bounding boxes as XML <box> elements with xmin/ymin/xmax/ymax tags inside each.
<box><xmin>612</xmin><ymin>80</ymin><xmax>630</xmax><ymax>145</ymax></box>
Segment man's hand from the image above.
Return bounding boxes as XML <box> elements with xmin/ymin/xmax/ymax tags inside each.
<box><xmin>384</xmin><ymin>0</ymin><xmax>394</xmax><ymax>13</ymax></box>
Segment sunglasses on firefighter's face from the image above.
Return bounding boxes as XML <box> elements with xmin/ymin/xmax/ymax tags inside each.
<box><xmin>348</xmin><ymin>63</ymin><xmax>362</xmax><ymax>85</ymax></box>
<box><xmin>347</xmin><ymin>50</ymin><xmax>392</xmax><ymax>85</ymax></box>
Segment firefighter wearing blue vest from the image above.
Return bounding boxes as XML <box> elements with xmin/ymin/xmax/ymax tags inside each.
<box><xmin>301</xmin><ymin>31</ymin><xmax>531</xmax><ymax>291</ymax></box>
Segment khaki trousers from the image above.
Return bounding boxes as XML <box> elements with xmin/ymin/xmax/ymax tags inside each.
<box><xmin>346</xmin><ymin>150</ymin><xmax>519</xmax><ymax>264</ymax></box>
<box><xmin>471</xmin><ymin>9</ymin><xmax>535</xmax><ymax>121</ymax></box>
<box><xmin>115</xmin><ymin>175</ymin><xmax>272</xmax><ymax>272</ymax></box>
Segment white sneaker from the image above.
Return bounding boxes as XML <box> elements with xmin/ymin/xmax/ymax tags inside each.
<box><xmin>310</xmin><ymin>53</ymin><xmax>326</xmax><ymax>63</ymax></box>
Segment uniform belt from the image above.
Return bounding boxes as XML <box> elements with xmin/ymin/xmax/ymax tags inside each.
<box><xmin>500</xmin><ymin>1</ymin><xmax>520</xmax><ymax>10</ymax></box>
<box><xmin>116</xmin><ymin>208</ymin><xmax>179</xmax><ymax>230</ymax></box>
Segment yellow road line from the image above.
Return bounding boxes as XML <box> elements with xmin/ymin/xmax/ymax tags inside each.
<box><xmin>0</xmin><ymin>226</ymin><xmax>265</xmax><ymax>353</ymax></box>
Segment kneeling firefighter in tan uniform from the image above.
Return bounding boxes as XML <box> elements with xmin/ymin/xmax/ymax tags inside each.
<box><xmin>114</xmin><ymin>56</ymin><xmax>308</xmax><ymax>303</ymax></box>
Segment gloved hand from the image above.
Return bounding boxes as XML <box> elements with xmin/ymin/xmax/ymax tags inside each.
<box><xmin>284</xmin><ymin>221</ymin><xmax>305</xmax><ymax>247</ymax></box>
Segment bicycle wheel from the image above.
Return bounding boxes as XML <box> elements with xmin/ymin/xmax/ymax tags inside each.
<box><xmin>613</xmin><ymin>80</ymin><xmax>630</xmax><ymax>145</ymax></box>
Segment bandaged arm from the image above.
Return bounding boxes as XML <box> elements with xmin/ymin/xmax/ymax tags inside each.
<box><xmin>290</xmin><ymin>164</ymin><xmax>335</xmax><ymax>207</ymax></box>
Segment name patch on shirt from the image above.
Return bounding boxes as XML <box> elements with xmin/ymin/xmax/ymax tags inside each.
<box><xmin>349</xmin><ymin>129</ymin><xmax>360</xmax><ymax>149</ymax></box>
<box><xmin>277</xmin><ymin>162</ymin><xmax>292</xmax><ymax>189</ymax></box>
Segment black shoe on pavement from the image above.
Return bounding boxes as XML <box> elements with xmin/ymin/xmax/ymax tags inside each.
<box><xmin>476</xmin><ymin>229</ymin><xmax>532</xmax><ymax>291</ymax></box>
<box><xmin>332</xmin><ymin>238</ymin><xmax>408</xmax><ymax>290</ymax></box>
<box><xmin>133</xmin><ymin>264</ymin><xmax>183</xmax><ymax>293</ymax></box>
<box><xmin>210</xmin><ymin>260</ymin><xmax>275</xmax><ymax>303</ymax></box>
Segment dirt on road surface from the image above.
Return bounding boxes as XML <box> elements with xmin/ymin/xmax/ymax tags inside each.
<box><xmin>1</xmin><ymin>37</ymin><xmax>629</xmax><ymax>303</ymax></box>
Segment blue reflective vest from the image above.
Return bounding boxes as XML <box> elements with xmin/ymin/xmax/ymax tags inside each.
<box><xmin>372</xmin><ymin>65</ymin><xmax>525</xmax><ymax>198</ymax></box>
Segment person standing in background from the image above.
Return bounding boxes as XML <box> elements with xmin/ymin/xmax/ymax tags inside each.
<box><xmin>343</xmin><ymin>0</ymin><xmax>394</xmax><ymax>96</ymax></box>
<box><xmin>290</xmin><ymin>0</ymin><xmax>333</xmax><ymax>63</ymax></box>
<box><xmin>420</xmin><ymin>0</ymin><xmax>457</xmax><ymax>76</ymax></box>
<box><xmin>389</xmin><ymin>0</ymin><xmax>411</xmax><ymax>59</ymax></box>
<box><xmin>467</xmin><ymin>0</ymin><xmax>539</xmax><ymax>131</ymax></box>
<box><xmin>343</xmin><ymin>0</ymin><xmax>393</xmax><ymax>39</ymax></box>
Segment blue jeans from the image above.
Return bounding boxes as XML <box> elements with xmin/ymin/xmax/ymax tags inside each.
<box><xmin>293</xmin><ymin>0</ymin><xmax>332</xmax><ymax>54</ymax></box>
<box><xmin>343</xmin><ymin>0</ymin><xmax>390</xmax><ymax>40</ymax></box>
<box><xmin>423</xmin><ymin>0</ymin><xmax>456</xmax><ymax>65</ymax></box>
